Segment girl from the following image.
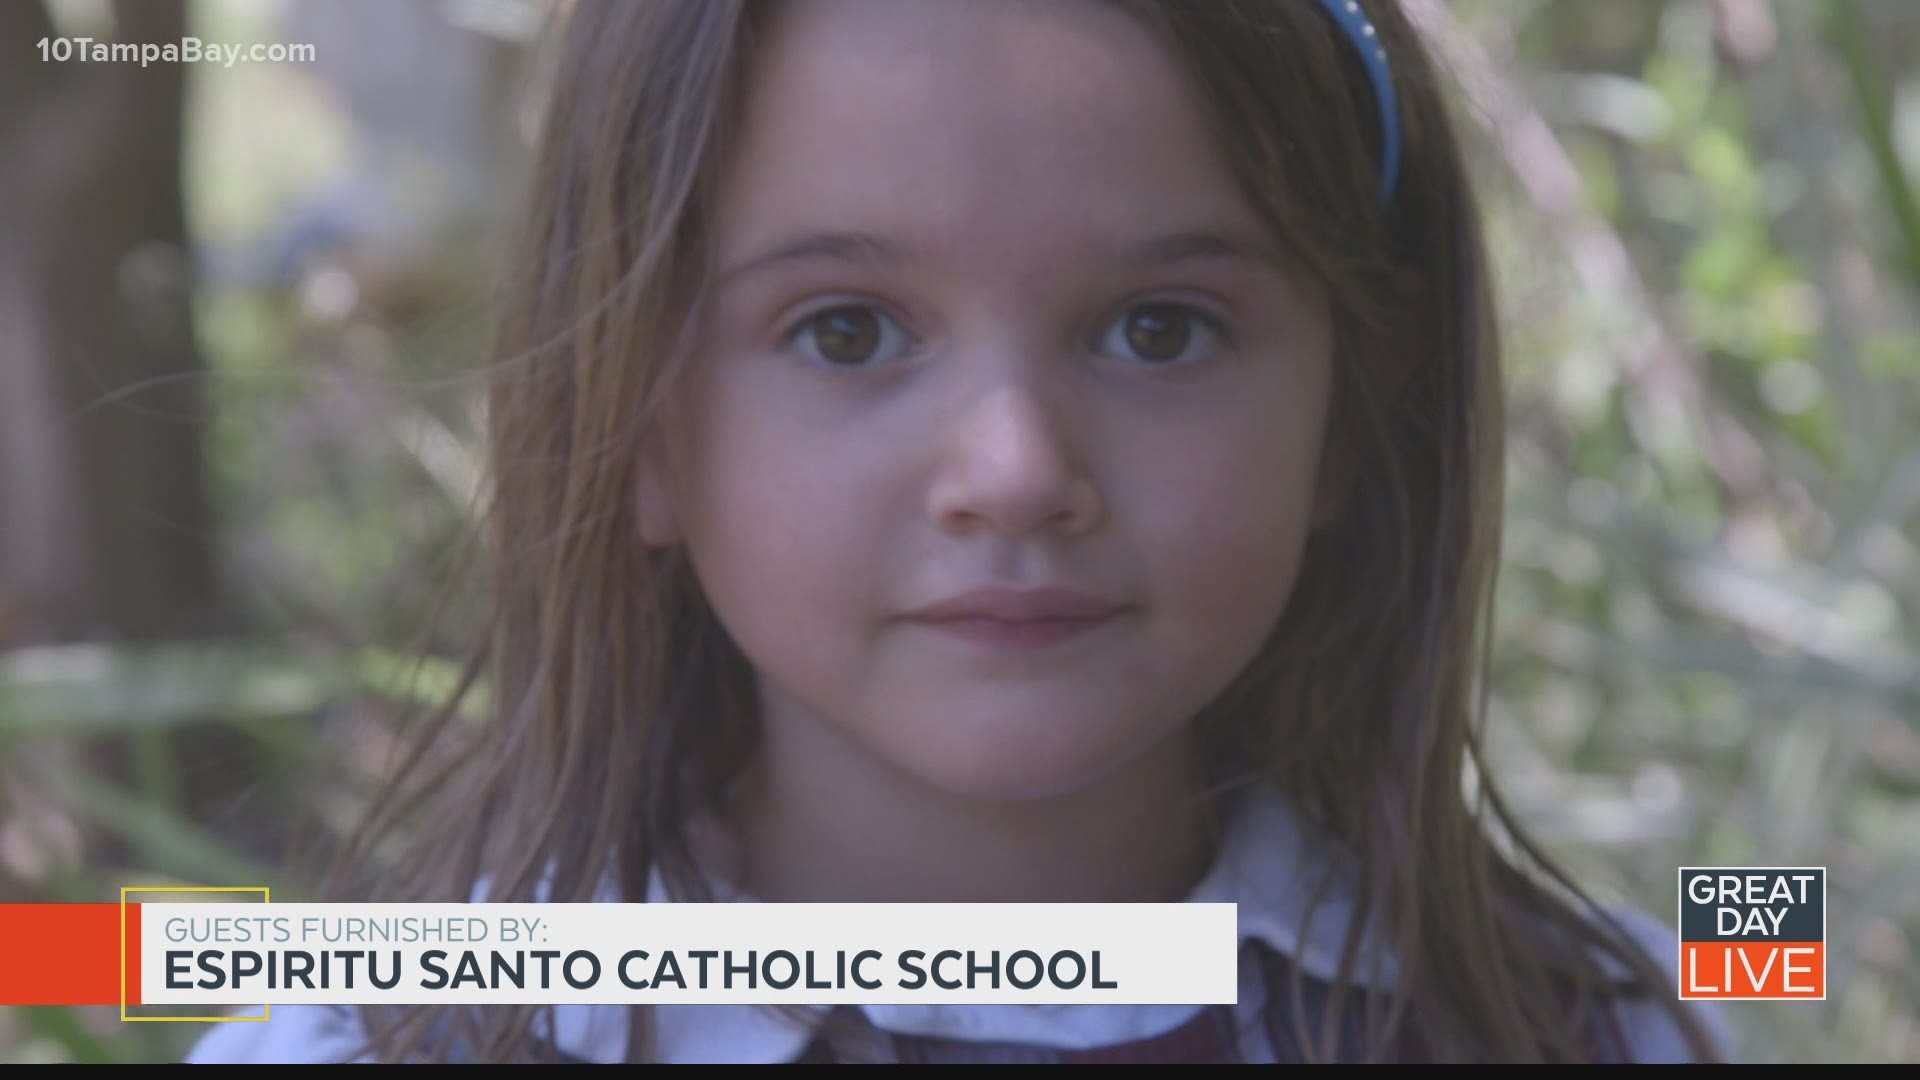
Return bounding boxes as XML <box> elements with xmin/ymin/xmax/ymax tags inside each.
<box><xmin>192</xmin><ymin>0</ymin><xmax>1730</xmax><ymax>1063</ymax></box>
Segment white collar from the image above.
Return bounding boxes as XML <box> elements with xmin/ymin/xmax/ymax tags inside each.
<box><xmin>546</xmin><ymin>784</ymin><xmax>1399</xmax><ymax>1063</ymax></box>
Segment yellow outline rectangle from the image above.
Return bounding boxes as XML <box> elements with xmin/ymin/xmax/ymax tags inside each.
<box><xmin>121</xmin><ymin>886</ymin><xmax>272</xmax><ymax>1023</ymax></box>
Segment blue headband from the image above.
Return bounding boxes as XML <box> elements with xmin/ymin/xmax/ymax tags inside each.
<box><xmin>1312</xmin><ymin>0</ymin><xmax>1402</xmax><ymax>202</ymax></box>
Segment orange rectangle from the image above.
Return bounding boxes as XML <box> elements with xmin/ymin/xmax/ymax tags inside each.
<box><xmin>1679</xmin><ymin>940</ymin><xmax>1824</xmax><ymax>999</ymax></box>
<box><xmin>0</xmin><ymin>903</ymin><xmax>139</xmax><ymax>1006</ymax></box>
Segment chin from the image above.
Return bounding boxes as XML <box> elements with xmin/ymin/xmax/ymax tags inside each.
<box><xmin>925</xmin><ymin>767</ymin><xmax>1113</xmax><ymax>805</ymax></box>
<box><xmin>893</xmin><ymin>727</ymin><xmax>1145</xmax><ymax>805</ymax></box>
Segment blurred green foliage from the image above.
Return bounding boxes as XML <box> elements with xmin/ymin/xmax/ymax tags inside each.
<box><xmin>2</xmin><ymin>0</ymin><xmax>1915</xmax><ymax>1064</ymax></box>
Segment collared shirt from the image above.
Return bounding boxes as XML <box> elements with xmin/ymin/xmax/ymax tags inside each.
<box><xmin>184</xmin><ymin>786</ymin><xmax>1731</xmax><ymax>1063</ymax></box>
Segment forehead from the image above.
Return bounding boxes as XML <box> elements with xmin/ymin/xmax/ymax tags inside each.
<box><xmin>715</xmin><ymin>0</ymin><xmax>1267</xmax><ymax>275</ymax></box>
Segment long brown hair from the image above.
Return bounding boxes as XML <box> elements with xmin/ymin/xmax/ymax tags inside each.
<box><xmin>322</xmin><ymin>0</ymin><xmax>1723</xmax><ymax>1062</ymax></box>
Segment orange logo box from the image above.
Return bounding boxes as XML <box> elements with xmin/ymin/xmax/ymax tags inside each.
<box><xmin>1680</xmin><ymin>940</ymin><xmax>1824</xmax><ymax>999</ymax></box>
<box><xmin>1678</xmin><ymin>867</ymin><xmax>1825</xmax><ymax>1001</ymax></box>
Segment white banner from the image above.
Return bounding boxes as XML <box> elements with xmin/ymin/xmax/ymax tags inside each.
<box><xmin>137</xmin><ymin>903</ymin><xmax>1237</xmax><ymax>1006</ymax></box>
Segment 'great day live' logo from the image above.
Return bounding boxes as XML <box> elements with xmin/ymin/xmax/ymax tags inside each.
<box><xmin>1678</xmin><ymin>866</ymin><xmax>1825</xmax><ymax>1000</ymax></box>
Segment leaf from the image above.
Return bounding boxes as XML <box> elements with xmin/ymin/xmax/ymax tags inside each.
<box><xmin>57</xmin><ymin>768</ymin><xmax>280</xmax><ymax>887</ymax></box>
<box><xmin>0</xmin><ymin>642</ymin><xmax>351</xmax><ymax>737</ymax></box>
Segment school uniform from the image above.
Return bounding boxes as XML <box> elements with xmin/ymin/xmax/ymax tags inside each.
<box><xmin>185</xmin><ymin>786</ymin><xmax>1731</xmax><ymax>1063</ymax></box>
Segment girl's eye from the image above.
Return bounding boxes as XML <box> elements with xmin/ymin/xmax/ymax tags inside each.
<box><xmin>1099</xmin><ymin>301</ymin><xmax>1227</xmax><ymax>366</ymax></box>
<box><xmin>784</xmin><ymin>304</ymin><xmax>916</xmax><ymax>368</ymax></box>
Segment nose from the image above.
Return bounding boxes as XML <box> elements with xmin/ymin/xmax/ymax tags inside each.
<box><xmin>925</xmin><ymin>371</ymin><xmax>1104</xmax><ymax>538</ymax></box>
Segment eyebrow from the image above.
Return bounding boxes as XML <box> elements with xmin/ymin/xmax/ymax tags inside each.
<box><xmin>712</xmin><ymin>231</ymin><xmax>905</xmax><ymax>292</ymax></box>
<box><xmin>710</xmin><ymin>227</ymin><xmax>1292</xmax><ymax>291</ymax></box>
<box><xmin>1130</xmin><ymin>229</ymin><xmax>1298</xmax><ymax>282</ymax></box>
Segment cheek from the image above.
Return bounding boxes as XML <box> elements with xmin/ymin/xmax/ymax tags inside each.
<box><xmin>676</xmin><ymin>384</ymin><xmax>882</xmax><ymax>668</ymax></box>
<box><xmin>1131</xmin><ymin>391</ymin><xmax>1329</xmax><ymax>637</ymax></box>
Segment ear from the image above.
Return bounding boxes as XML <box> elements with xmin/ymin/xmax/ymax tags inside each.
<box><xmin>1309</xmin><ymin>270</ymin><xmax>1429</xmax><ymax>532</ymax></box>
<box><xmin>634</xmin><ymin>435</ymin><xmax>681</xmax><ymax>549</ymax></box>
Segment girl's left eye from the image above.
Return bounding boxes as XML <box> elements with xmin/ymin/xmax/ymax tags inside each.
<box><xmin>779</xmin><ymin>299</ymin><xmax>1228</xmax><ymax>370</ymax></box>
<box><xmin>1098</xmin><ymin>301</ymin><xmax>1229</xmax><ymax>366</ymax></box>
<box><xmin>783</xmin><ymin>304</ymin><xmax>917</xmax><ymax>369</ymax></box>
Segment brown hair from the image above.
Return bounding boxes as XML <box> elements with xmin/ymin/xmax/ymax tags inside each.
<box><xmin>322</xmin><ymin>0</ymin><xmax>1724</xmax><ymax>1062</ymax></box>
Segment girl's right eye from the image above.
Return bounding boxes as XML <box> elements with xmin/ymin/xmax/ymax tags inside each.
<box><xmin>782</xmin><ymin>304</ymin><xmax>917</xmax><ymax>369</ymax></box>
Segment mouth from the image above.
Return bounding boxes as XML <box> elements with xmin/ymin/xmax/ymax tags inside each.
<box><xmin>906</xmin><ymin>584</ymin><xmax>1127</xmax><ymax>622</ymax></box>
<box><xmin>907</xmin><ymin>611</ymin><xmax>1126</xmax><ymax>649</ymax></box>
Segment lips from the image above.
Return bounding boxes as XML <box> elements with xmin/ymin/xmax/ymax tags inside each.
<box><xmin>905</xmin><ymin>585</ymin><xmax>1127</xmax><ymax>623</ymax></box>
<box><xmin>910</xmin><ymin>584</ymin><xmax>1128</xmax><ymax>618</ymax></box>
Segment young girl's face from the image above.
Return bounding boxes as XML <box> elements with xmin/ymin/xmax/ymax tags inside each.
<box><xmin>644</xmin><ymin>0</ymin><xmax>1338</xmax><ymax>803</ymax></box>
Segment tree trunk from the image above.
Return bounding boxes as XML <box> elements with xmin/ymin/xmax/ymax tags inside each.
<box><xmin>0</xmin><ymin>0</ymin><xmax>226</xmax><ymax>647</ymax></box>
